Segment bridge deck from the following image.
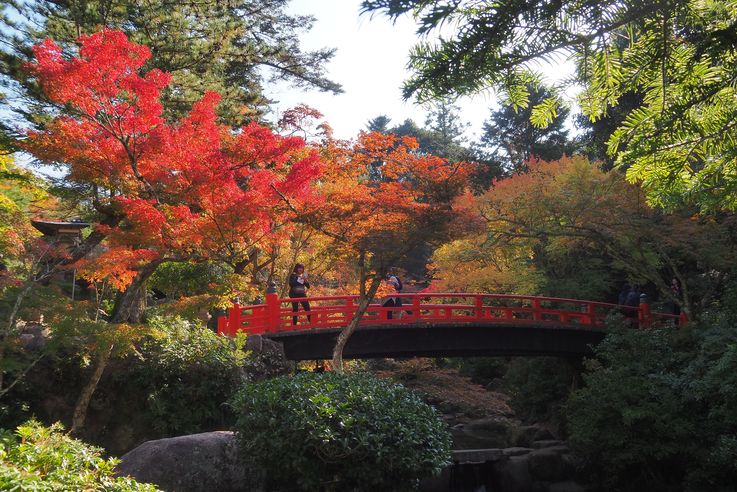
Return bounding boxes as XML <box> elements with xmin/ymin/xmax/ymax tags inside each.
<box><xmin>217</xmin><ymin>293</ymin><xmax>684</xmax><ymax>358</ymax></box>
<box><xmin>264</xmin><ymin>321</ymin><xmax>609</xmax><ymax>360</ymax></box>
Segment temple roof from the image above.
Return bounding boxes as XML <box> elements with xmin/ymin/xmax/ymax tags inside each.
<box><xmin>31</xmin><ymin>219</ymin><xmax>90</xmax><ymax>236</ymax></box>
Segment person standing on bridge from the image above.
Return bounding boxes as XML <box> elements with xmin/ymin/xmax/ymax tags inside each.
<box><xmin>289</xmin><ymin>264</ymin><xmax>311</xmax><ymax>325</ymax></box>
<box><xmin>383</xmin><ymin>273</ymin><xmax>403</xmax><ymax>320</ymax></box>
<box><xmin>624</xmin><ymin>285</ymin><xmax>641</xmax><ymax>327</ymax></box>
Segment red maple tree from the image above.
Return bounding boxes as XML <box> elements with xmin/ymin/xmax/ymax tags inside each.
<box><xmin>22</xmin><ymin>29</ymin><xmax>322</xmax><ymax>431</ymax></box>
<box><xmin>25</xmin><ymin>30</ymin><xmax>322</xmax><ymax>322</ymax></box>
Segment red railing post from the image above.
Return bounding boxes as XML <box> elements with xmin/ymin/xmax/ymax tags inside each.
<box><xmin>679</xmin><ymin>311</ymin><xmax>688</xmax><ymax>326</ymax></box>
<box><xmin>412</xmin><ymin>296</ymin><xmax>421</xmax><ymax>322</ymax></box>
<box><xmin>639</xmin><ymin>300</ymin><xmax>651</xmax><ymax>328</ymax></box>
<box><xmin>532</xmin><ymin>298</ymin><xmax>542</xmax><ymax>321</ymax></box>
<box><xmin>217</xmin><ymin>315</ymin><xmax>227</xmax><ymax>335</ymax></box>
<box><xmin>475</xmin><ymin>296</ymin><xmax>484</xmax><ymax>320</ymax></box>
<box><xmin>586</xmin><ymin>303</ymin><xmax>596</xmax><ymax>325</ymax></box>
<box><xmin>265</xmin><ymin>288</ymin><xmax>281</xmax><ymax>333</ymax></box>
<box><xmin>228</xmin><ymin>300</ymin><xmax>241</xmax><ymax>336</ymax></box>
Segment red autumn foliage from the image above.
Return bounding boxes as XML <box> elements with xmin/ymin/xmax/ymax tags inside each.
<box><xmin>23</xmin><ymin>30</ymin><xmax>323</xmax><ymax>289</ymax></box>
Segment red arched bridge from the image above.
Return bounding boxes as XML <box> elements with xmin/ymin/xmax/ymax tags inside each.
<box><xmin>217</xmin><ymin>293</ymin><xmax>685</xmax><ymax>360</ymax></box>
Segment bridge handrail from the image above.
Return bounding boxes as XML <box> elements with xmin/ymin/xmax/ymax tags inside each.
<box><xmin>217</xmin><ymin>292</ymin><xmax>686</xmax><ymax>337</ymax></box>
<box><xmin>279</xmin><ymin>292</ymin><xmax>640</xmax><ymax>309</ymax></box>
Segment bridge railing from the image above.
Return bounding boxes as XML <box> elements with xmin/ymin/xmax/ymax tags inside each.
<box><xmin>217</xmin><ymin>292</ymin><xmax>686</xmax><ymax>337</ymax></box>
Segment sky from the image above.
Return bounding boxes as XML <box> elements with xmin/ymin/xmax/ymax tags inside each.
<box><xmin>264</xmin><ymin>0</ymin><xmax>498</xmax><ymax>141</ymax></box>
<box><xmin>266</xmin><ymin>0</ymin><xmax>577</xmax><ymax>142</ymax></box>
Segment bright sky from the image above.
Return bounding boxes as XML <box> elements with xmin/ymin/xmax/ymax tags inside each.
<box><xmin>265</xmin><ymin>0</ymin><xmax>501</xmax><ymax>141</ymax></box>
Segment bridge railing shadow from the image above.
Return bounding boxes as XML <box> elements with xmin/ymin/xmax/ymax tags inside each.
<box><xmin>218</xmin><ymin>292</ymin><xmax>686</xmax><ymax>337</ymax></box>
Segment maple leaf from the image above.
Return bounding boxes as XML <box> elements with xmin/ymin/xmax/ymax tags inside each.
<box><xmin>23</xmin><ymin>30</ymin><xmax>325</xmax><ymax>294</ymax></box>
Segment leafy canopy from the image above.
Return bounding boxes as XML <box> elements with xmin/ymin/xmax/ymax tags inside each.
<box><xmin>431</xmin><ymin>156</ymin><xmax>737</xmax><ymax>312</ymax></box>
<box><xmin>23</xmin><ymin>30</ymin><xmax>322</xmax><ymax>294</ymax></box>
<box><xmin>2</xmin><ymin>0</ymin><xmax>341</xmax><ymax>126</ymax></box>
<box><xmin>362</xmin><ymin>0</ymin><xmax>737</xmax><ymax>212</ymax></box>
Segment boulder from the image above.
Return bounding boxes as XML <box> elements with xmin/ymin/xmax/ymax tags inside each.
<box><xmin>116</xmin><ymin>431</ymin><xmax>261</xmax><ymax>492</ymax></box>
<box><xmin>244</xmin><ymin>336</ymin><xmax>292</xmax><ymax>379</ymax></box>
<box><xmin>511</xmin><ymin>425</ymin><xmax>542</xmax><ymax>447</ymax></box>
<box><xmin>452</xmin><ymin>448</ymin><xmax>504</xmax><ymax>463</ymax></box>
<box><xmin>18</xmin><ymin>322</ymin><xmax>47</xmax><ymax>350</ymax></box>
<box><xmin>545</xmin><ymin>445</ymin><xmax>571</xmax><ymax>454</ymax></box>
<box><xmin>456</xmin><ymin>417</ymin><xmax>513</xmax><ymax>448</ymax></box>
<box><xmin>532</xmin><ymin>427</ymin><xmax>556</xmax><ymax>442</ymax></box>
<box><xmin>528</xmin><ymin>448</ymin><xmax>568</xmax><ymax>482</ymax></box>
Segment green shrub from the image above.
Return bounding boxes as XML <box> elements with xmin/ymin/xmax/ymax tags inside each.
<box><xmin>129</xmin><ymin>315</ymin><xmax>248</xmax><ymax>435</ymax></box>
<box><xmin>0</xmin><ymin>315</ymin><xmax>254</xmax><ymax>453</ymax></box>
<box><xmin>0</xmin><ymin>420</ymin><xmax>159</xmax><ymax>491</ymax></box>
<box><xmin>232</xmin><ymin>372</ymin><xmax>451</xmax><ymax>491</ymax></box>
<box><xmin>503</xmin><ymin>356</ymin><xmax>577</xmax><ymax>424</ymax></box>
<box><xmin>450</xmin><ymin>356</ymin><xmax>508</xmax><ymax>386</ymax></box>
<box><xmin>567</xmin><ymin>328</ymin><xmax>697</xmax><ymax>491</ymax></box>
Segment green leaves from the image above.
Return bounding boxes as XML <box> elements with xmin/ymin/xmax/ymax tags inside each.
<box><xmin>364</xmin><ymin>0</ymin><xmax>737</xmax><ymax>212</ymax></box>
<box><xmin>5</xmin><ymin>0</ymin><xmax>341</xmax><ymax>126</ymax></box>
<box><xmin>232</xmin><ymin>372</ymin><xmax>451</xmax><ymax>491</ymax></box>
<box><xmin>0</xmin><ymin>420</ymin><xmax>159</xmax><ymax>490</ymax></box>
<box><xmin>530</xmin><ymin>96</ymin><xmax>562</xmax><ymax>128</ymax></box>
<box><xmin>131</xmin><ymin>315</ymin><xmax>248</xmax><ymax>435</ymax></box>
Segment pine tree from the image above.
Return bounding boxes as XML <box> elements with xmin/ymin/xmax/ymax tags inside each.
<box><xmin>1</xmin><ymin>0</ymin><xmax>342</xmax><ymax>128</ymax></box>
<box><xmin>479</xmin><ymin>85</ymin><xmax>572</xmax><ymax>173</ymax></box>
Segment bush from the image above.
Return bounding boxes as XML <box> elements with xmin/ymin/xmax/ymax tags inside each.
<box><xmin>450</xmin><ymin>355</ymin><xmax>576</xmax><ymax>426</ymax></box>
<box><xmin>503</xmin><ymin>356</ymin><xmax>578</xmax><ymax>424</ymax></box>
<box><xmin>0</xmin><ymin>315</ymin><xmax>255</xmax><ymax>454</ymax></box>
<box><xmin>232</xmin><ymin>372</ymin><xmax>451</xmax><ymax>491</ymax></box>
<box><xmin>567</xmin><ymin>328</ymin><xmax>697</xmax><ymax>491</ymax></box>
<box><xmin>567</xmin><ymin>310</ymin><xmax>737</xmax><ymax>492</ymax></box>
<box><xmin>450</xmin><ymin>356</ymin><xmax>508</xmax><ymax>386</ymax></box>
<box><xmin>129</xmin><ymin>315</ymin><xmax>248</xmax><ymax>436</ymax></box>
<box><xmin>0</xmin><ymin>420</ymin><xmax>158</xmax><ymax>490</ymax></box>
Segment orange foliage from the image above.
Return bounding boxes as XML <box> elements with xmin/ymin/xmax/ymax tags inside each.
<box><xmin>23</xmin><ymin>30</ymin><xmax>324</xmax><ymax>290</ymax></box>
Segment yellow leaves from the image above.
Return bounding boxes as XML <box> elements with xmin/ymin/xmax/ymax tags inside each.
<box><xmin>430</xmin><ymin>156</ymin><xmax>650</xmax><ymax>296</ymax></box>
<box><xmin>430</xmin><ymin>235</ymin><xmax>544</xmax><ymax>295</ymax></box>
<box><xmin>0</xmin><ymin>154</ymin><xmax>52</xmax><ymax>262</ymax></box>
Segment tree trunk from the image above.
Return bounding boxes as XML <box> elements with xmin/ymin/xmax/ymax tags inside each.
<box><xmin>70</xmin><ymin>342</ymin><xmax>113</xmax><ymax>435</ymax></box>
<box><xmin>331</xmin><ymin>273</ymin><xmax>384</xmax><ymax>373</ymax></box>
<box><xmin>111</xmin><ymin>262</ymin><xmax>160</xmax><ymax>323</ymax></box>
<box><xmin>71</xmin><ymin>262</ymin><xmax>159</xmax><ymax>434</ymax></box>
<box><xmin>0</xmin><ymin>284</ymin><xmax>33</xmax><ymax>392</ymax></box>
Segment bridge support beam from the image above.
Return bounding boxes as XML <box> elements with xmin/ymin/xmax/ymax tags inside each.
<box><xmin>267</xmin><ymin>323</ymin><xmax>607</xmax><ymax>361</ymax></box>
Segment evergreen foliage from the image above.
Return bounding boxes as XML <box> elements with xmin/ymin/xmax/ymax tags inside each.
<box><xmin>568</xmin><ymin>305</ymin><xmax>737</xmax><ymax>491</ymax></box>
<box><xmin>1</xmin><ymin>0</ymin><xmax>341</xmax><ymax>126</ymax></box>
<box><xmin>0</xmin><ymin>420</ymin><xmax>158</xmax><ymax>490</ymax></box>
<box><xmin>362</xmin><ymin>0</ymin><xmax>737</xmax><ymax>212</ymax></box>
<box><xmin>479</xmin><ymin>85</ymin><xmax>573</xmax><ymax>173</ymax></box>
<box><xmin>232</xmin><ymin>372</ymin><xmax>452</xmax><ymax>491</ymax></box>
<box><xmin>130</xmin><ymin>315</ymin><xmax>248</xmax><ymax>436</ymax></box>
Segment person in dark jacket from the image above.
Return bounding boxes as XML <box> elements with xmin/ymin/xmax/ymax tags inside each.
<box><xmin>670</xmin><ymin>277</ymin><xmax>682</xmax><ymax>315</ymax></box>
<box><xmin>624</xmin><ymin>285</ymin><xmax>641</xmax><ymax>326</ymax></box>
<box><xmin>289</xmin><ymin>264</ymin><xmax>311</xmax><ymax>325</ymax></box>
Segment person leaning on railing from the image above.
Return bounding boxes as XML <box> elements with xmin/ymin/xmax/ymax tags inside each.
<box><xmin>289</xmin><ymin>263</ymin><xmax>312</xmax><ymax>325</ymax></box>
